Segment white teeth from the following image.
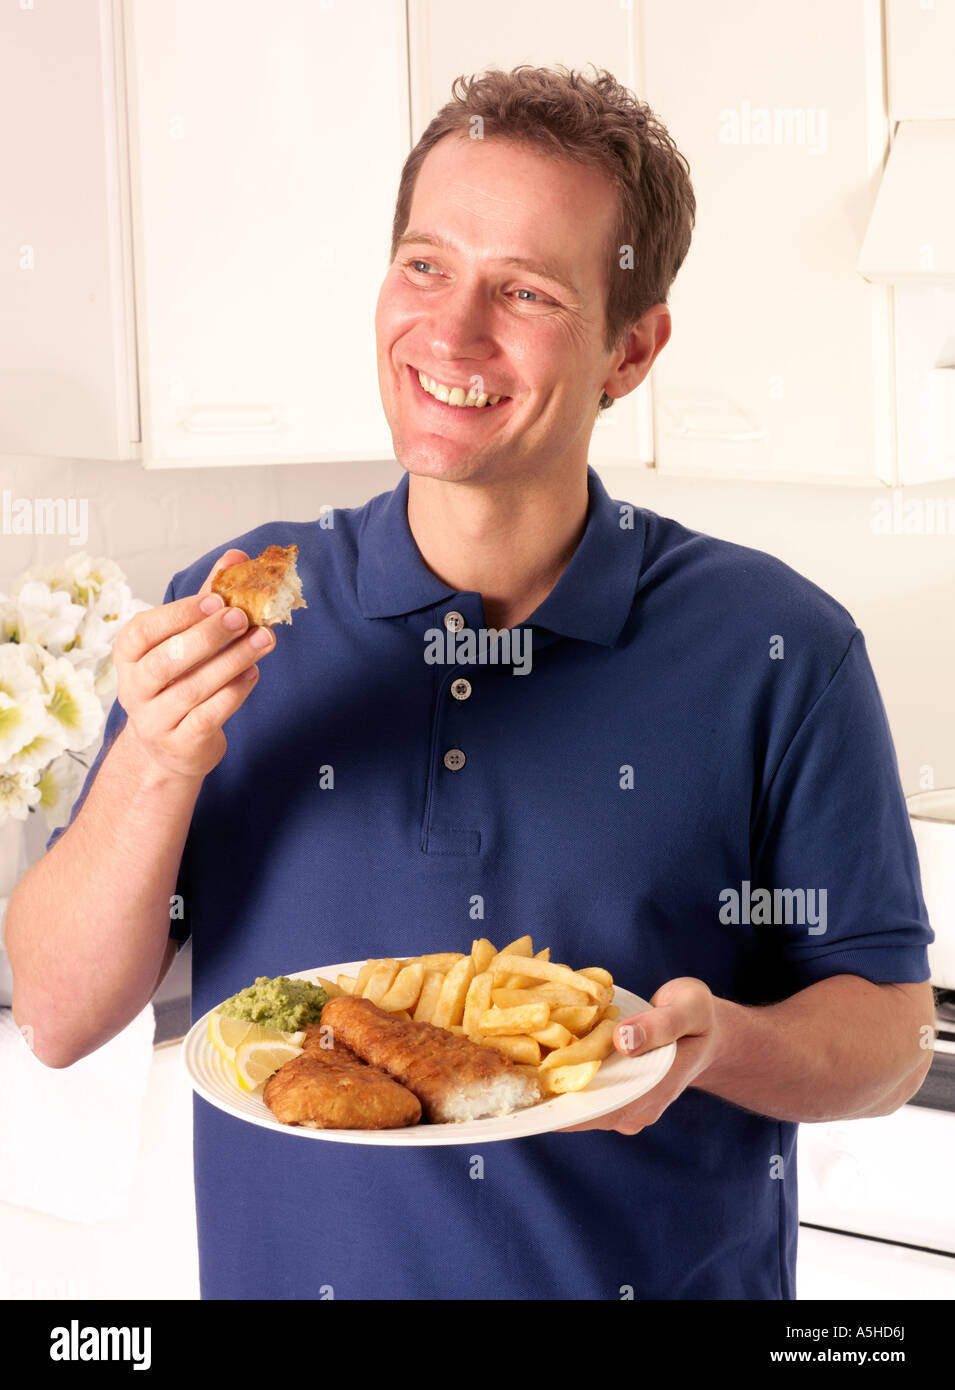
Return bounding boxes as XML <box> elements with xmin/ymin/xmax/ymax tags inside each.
<box><xmin>416</xmin><ymin>368</ymin><xmax>503</xmax><ymax>409</ymax></box>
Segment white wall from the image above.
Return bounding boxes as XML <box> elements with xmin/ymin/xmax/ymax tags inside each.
<box><xmin>2</xmin><ymin>452</ymin><xmax>952</xmax><ymax>795</ymax></box>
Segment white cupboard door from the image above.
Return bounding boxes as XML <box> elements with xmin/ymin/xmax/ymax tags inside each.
<box><xmin>126</xmin><ymin>0</ymin><xmax>408</xmax><ymax>466</ymax></box>
<box><xmin>0</xmin><ymin>0</ymin><xmax>137</xmax><ymax>461</ymax></box>
<box><xmin>887</xmin><ymin>0</ymin><xmax>955</xmax><ymax>121</ymax></box>
<box><xmin>407</xmin><ymin>0</ymin><xmax>654</xmax><ymax>468</ymax></box>
<box><xmin>641</xmin><ymin>0</ymin><xmax>894</xmax><ymax>484</ymax></box>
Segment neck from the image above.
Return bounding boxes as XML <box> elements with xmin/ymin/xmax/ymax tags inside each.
<box><xmin>406</xmin><ymin>467</ymin><xmax>590</xmax><ymax>629</ymax></box>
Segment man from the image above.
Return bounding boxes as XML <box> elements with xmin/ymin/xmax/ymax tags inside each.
<box><xmin>8</xmin><ymin>67</ymin><xmax>934</xmax><ymax>1299</ymax></box>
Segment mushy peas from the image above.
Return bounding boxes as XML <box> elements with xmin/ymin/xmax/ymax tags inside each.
<box><xmin>218</xmin><ymin>975</ymin><xmax>328</xmax><ymax>1032</ymax></box>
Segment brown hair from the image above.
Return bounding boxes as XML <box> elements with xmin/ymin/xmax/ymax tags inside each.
<box><xmin>390</xmin><ymin>64</ymin><xmax>696</xmax><ymax>412</ymax></box>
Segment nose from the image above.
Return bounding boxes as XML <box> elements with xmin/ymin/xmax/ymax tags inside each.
<box><xmin>426</xmin><ymin>277</ymin><xmax>496</xmax><ymax>367</ymax></box>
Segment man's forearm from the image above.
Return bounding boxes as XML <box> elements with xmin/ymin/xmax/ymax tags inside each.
<box><xmin>6</xmin><ymin>724</ymin><xmax>202</xmax><ymax>1068</ymax></box>
<box><xmin>692</xmin><ymin>974</ymin><xmax>935</xmax><ymax>1123</ymax></box>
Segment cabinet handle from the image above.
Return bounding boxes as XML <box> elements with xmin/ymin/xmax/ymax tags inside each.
<box><xmin>180</xmin><ymin>406</ymin><xmax>283</xmax><ymax>434</ymax></box>
<box><xmin>660</xmin><ymin>395</ymin><xmax>762</xmax><ymax>442</ymax></box>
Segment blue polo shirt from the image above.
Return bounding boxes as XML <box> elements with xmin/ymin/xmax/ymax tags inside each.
<box><xmin>50</xmin><ymin>466</ymin><xmax>932</xmax><ymax>1300</ymax></box>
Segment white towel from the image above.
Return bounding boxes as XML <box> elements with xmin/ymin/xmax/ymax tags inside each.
<box><xmin>0</xmin><ymin>1003</ymin><xmax>155</xmax><ymax>1223</ymax></box>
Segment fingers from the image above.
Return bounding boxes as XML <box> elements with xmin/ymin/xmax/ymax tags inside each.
<box><xmin>175</xmin><ymin>661</ymin><xmax>262</xmax><ymax>744</ymax></box>
<box><xmin>149</xmin><ymin>623</ymin><xmax>274</xmax><ymax>730</ymax></box>
<box><xmin>134</xmin><ymin>602</ymin><xmax>266</xmax><ymax>704</ymax></box>
<box><xmin>116</xmin><ymin>550</ymin><xmax>248</xmax><ymax>666</ymax></box>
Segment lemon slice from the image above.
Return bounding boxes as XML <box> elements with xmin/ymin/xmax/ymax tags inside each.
<box><xmin>234</xmin><ymin>1038</ymin><xmax>304</xmax><ymax>1092</ymax></box>
<box><xmin>208</xmin><ymin>1011</ymin><xmax>305</xmax><ymax>1063</ymax></box>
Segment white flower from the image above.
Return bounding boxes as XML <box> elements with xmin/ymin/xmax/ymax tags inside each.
<box><xmin>6</xmin><ymin>723</ymin><xmax>67</xmax><ymax>776</ymax></box>
<box><xmin>5</xmin><ymin>581</ymin><xmax>87</xmax><ymax>654</ymax></box>
<box><xmin>2</xmin><ymin>556</ymin><xmax>147</xmax><ymax>778</ymax></box>
<box><xmin>0</xmin><ymin>768</ymin><xmax>42</xmax><ymax>821</ymax></box>
<box><xmin>36</xmin><ymin>654</ymin><xmax>103</xmax><ymax>752</ymax></box>
<box><xmin>0</xmin><ymin>644</ymin><xmax>49</xmax><ymax>765</ymax></box>
<box><xmin>18</xmin><ymin>553</ymin><xmax>124</xmax><ymax>607</ymax></box>
<box><xmin>35</xmin><ymin>752</ymin><xmax>86</xmax><ymax>830</ymax></box>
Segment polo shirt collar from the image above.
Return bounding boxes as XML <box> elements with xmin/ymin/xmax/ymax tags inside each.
<box><xmin>356</xmin><ymin>465</ymin><xmax>644</xmax><ymax>648</ymax></box>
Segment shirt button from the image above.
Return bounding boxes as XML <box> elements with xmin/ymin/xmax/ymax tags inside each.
<box><xmin>444</xmin><ymin>610</ymin><xmax>465</xmax><ymax>632</ymax></box>
<box><xmin>443</xmin><ymin>748</ymin><xmax>466</xmax><ymax>771</ymax></box>
<box><xmin>450</xmin><ymin>678</ymin><xmax>472</xmax><ymax>701</ymax></box>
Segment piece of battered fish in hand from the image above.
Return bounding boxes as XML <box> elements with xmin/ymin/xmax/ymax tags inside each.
<box><xmin>263</xmin><ymin>1024</ymin><xmax>421</xmax><ymax>1130</ymax></box>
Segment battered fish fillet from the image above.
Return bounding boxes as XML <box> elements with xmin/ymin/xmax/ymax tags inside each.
<box><xmin>321</xmin><ymin>996</ymin><xmax>542</xmax><ymax>1123</ymax></box>
<box><xmin>263</xmin><ymin>1024</ymin><xmax>421</xmax><ymax>1130</ymax></box>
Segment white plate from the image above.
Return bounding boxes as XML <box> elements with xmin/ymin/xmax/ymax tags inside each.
<box><xmin>182</xmin><ymin>961</ymin><xmax>677</xmax><ymax>1146</ymax></box>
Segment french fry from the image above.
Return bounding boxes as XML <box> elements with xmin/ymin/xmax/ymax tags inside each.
<box><xmin>431</xmin><ymin>956</ymin><xmax>475</xmax><ymax>1029</ymax></box>
<box><xmin>480</xmin><ymin>1034</ymin><xmax>541</xmax><ymax>1065</ymax></box>
<box><xmin>524</xmin><ymin>982</ymin><xmax>592</xmax><ymax>1007</ymax></box>
<box><xmin>463</xmin><ymin>971</ymin><xmax>494</xmax><ymax>1043</ymax></box>
<box><xmin>504</xmin><ymin>972</ymin><xmax>540</xmax><ymax>989</ymax></box>
<box><xmin>379</xmin><ymin>961</ymin><xmax>425</xmax><ymax>1013</ymax></box>
<box><xmin>534</xmin><ymin>947</ymin><xmax>551</xmax><ymax>961</ymax></box>
<box><xmin>479</xmin><ymin>1003</ymin><xmax>550</xmax><ymax>1035</ymax></box>
<box><xmin>336</xmin><ymin>974</ymin><xmax>358</xmax><ymax>995</ymax></box>
<box><xmin>491</xmin><ymin>984</ymin><xmax>591</xmax><ymax>1009</ymax></box>
<box><xmin>539</xmin><ymin>1019</ymin><xmax>618</xmax><ymax>1070</ymax></box>
<box><xmin>530</xmin><ymin>1022</ymin><xmax>575</xmax><ymax>1050</ymax></box>
<box><xmin>550</xmin><ymin>1004</ymin><xmax>600</xmax><ymax>1033</ymax></box>
<box><xmin>539</xmin><ymin>1060</ymin><xmax>602</xmax><ymax>1095</ymax></box>
<box><xmin>315</xmin><ymin>976</ymin><xmax>346</xmax><ymax>999</ymax></box>
<box><xmin>447</xmin><ymin>1024</ymin><xmax>465</xmax><ymax>1035</ymax></box>
<box><xmin>592</xmin><ymin>996</ymin><xmax>622</xmax><ymax>1024</ymax></box>
<box><xmin>470</xmin><ymin>938</ymin><xmax>497</xmax><ymax>974</ymax></box>
<box><xmin>353</xmin><ymin>959</ymin><xmax>380</xmax><ymax>995</ymax></box>
<box><xmin>578</xmin><ymin>966</ymin><xmax>613</xmax><ymax>989</ymax></box>
<box><xmin>362</xmin><ymin>958</ymin><xmax>402</xmax><ymax>1005</ymax></box>
<box><xmin>413</xmin><ymin>970</ymin><xmax>444</xmax><ymax>1023</ymax></box>
<box><xmin>603</xmin><ymin>1004</ymin><xmax>621</xmax><ymax>1022</ymax></box>
<box><xmin>500</xmin><ymin>934</ymin><xmax>534</xmax><ymax>957</ymax></box>
<box><xmin>415</xmin><ymin>952</ymin><xmax>466</xmax><ymax>973</ymax></box>
<box><xmin>487</xmin><ymin>954</ymin><xmax>606</xmax><ymax>1001</ymax></box>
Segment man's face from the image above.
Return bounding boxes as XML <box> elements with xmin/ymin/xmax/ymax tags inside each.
<box><xmin>374</xmin><ymin>133</ymin><xmax>624</xmax><ymax>488</ymax></box>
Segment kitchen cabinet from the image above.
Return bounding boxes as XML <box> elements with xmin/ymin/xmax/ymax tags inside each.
<box><xmin>1</xmin><ymin>0</ymin><xmax>409</xmax><ymax>467</ymax></box>
<box><xmin>0</xmin><ymin>0</ymin><xmax>137</xmax><ymax>460</ymax></box>
<box><xmin>127</xmin><ymin>0</ymin><xmax>408</xmax><ymax>466</ymax></box>
<box><xmin>407</xmin><ymin>0</ymin><xmax>654</xmax><ymax>466</ymax></box>
<box><xmin>640</xmin><ymin>0</ymin><xmax>897</xmax><ymax>484</ymax></box>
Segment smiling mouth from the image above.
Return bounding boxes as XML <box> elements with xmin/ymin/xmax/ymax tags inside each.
<box><xmin>407</xmin><ymin>365</ymin><xmax>513</xmax><ymax>413</ymax></box>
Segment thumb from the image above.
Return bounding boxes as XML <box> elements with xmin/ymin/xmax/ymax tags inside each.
<box><xmin>198</xmin><ymin>549</ymin><xmax>249</xmax><ymax>597</ymax></box>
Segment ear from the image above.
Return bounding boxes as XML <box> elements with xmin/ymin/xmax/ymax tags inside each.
<box><xmin>601</xmin><ymin>304</ymin><xmax>672</xmax><ymax>403</ymax></box>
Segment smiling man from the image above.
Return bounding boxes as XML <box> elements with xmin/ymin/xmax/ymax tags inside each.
<box><xmin>8</xmin><ymin>66</ymin><xmax>935</xmax><ymax>1301</ymax></box>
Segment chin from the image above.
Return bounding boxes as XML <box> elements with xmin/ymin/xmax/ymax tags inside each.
<box><xmin>393</xmin><ymin>439</ymin><xmax>500</xmax><ymax>485</ymax></box>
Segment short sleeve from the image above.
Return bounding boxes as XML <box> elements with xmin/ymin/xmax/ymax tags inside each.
<box><xmin>751</xmin><ymin>629</ymin><xmax>933</xmax><ymax>991</ymax></box>
<box><xmin>45</xmin><ymin>576</ymin><xmax>192</xmax><ymax>953</ymax></box>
